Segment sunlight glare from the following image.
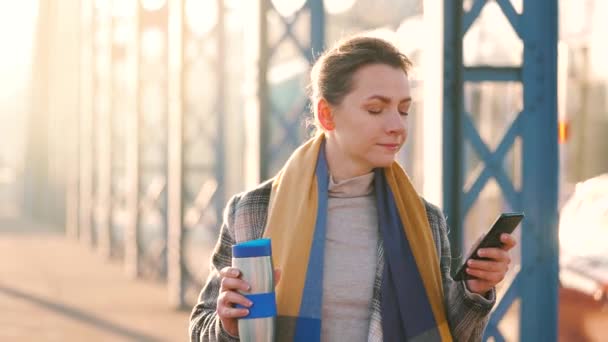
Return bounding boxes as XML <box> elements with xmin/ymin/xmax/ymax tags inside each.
<box><xmin>141</xmin><ymin>0</ymin><xmax>166</xmax><ymax>12</ymax></box>
<box><xmin>185</xmin><ymin>0</ymin><xmax>218</xmax><ymax>37</ymax></box>
<box><xmin>324</xmin><ymin>0</ymin><xmax>356</xmax><ymax>15</ymax></box>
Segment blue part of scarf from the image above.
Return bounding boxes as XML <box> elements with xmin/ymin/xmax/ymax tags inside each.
<box><xmin>375</xmin><ymin>169</ymin><xmax>439</xmax><ymax>340</ymax></box>
<box><xmin>293</xmin><ymin>142</ymin><xmax>329</xmax><ymax>341</ymax></box>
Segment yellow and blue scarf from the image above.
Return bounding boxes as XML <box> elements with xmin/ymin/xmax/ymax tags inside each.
<box><xmin>263</xmin><ymin>135</ymin><xmax>452</xmax><ymax>341</ymax></box>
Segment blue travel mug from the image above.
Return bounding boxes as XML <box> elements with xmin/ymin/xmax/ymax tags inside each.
<box><xmin>232</xmin><ymin>238</ymin><xmax>276</xmax><ymax>342</ymax></box>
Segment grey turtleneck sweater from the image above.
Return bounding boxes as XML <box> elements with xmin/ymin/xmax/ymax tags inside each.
<box><xmin>321</xmin><ymin>172</ymin><xmax>377</xmax><ymax>342</ymax></box>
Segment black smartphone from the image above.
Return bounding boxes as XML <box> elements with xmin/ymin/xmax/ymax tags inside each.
<box><xmin>453</xmin><ymin>212</ymin><xmax>524</xmax><ymax>281</ymax></box>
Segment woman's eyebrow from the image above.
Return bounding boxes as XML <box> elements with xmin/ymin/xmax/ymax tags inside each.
<box><xmin>365</xmin><ymin>95</ymin><xmax>412</xmax><ymax>103</ymax></box>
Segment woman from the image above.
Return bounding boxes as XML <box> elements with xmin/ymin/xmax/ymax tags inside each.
<box><xmin>189</xmin><ymin>36</ymin><xmax>516</xmax><ymax>342</ymax></box>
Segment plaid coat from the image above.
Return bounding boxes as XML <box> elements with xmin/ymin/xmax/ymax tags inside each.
<box><xmin>189</xmin><ymin>179</ymin><xmax>495</xmax><ymax>342</ymax></box>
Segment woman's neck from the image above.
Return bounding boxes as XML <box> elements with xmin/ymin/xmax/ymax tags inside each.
<box><xmin>324</xmin><ymin>136</ymin><xmax>372</xmax><ymax>182</ymax></box>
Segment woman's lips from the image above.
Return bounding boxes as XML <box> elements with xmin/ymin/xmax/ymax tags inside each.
<box><xmin>378</xmin><ymin>143</ymin><xmax>400</xmax><ymax>151</ymax></box>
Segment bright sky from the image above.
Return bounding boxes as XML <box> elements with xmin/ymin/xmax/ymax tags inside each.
<box><xmin>0</xmin><ymin>0</ymin><xmax>38</xmax><ymax>168</ymax></box>
<box><xmin>0</xmin><ymin>0</ymin><xmax>38</xmax><ymax>102</ymax></box>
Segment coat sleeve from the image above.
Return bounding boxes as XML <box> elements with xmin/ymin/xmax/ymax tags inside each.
<box><xmin>425</xmin><ymin>201</ymin><xmax>496</xmax><ymax>342</ymax></box>
<box><xmin>189</xmin><ymin>194</ymin><xmax>242</xmax><ymax>342</ymax></box>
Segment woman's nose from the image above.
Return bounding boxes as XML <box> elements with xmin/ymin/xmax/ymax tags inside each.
<box><xmin>385</xmin><ymin>111</ymin><xmax>406</xmax><ymax>135</ymax></box>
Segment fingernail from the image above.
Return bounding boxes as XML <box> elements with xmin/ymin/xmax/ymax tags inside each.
<box><xmin>248</xmin><ymin>301</ymin><xmax>253</xmax><ymax>307</ymax></box>
<box><xmin>477</xmin><ymin>249</ymin><xmax>485</xmax><ymax>256</ymax></box>
<box><xmin>467</xmin><ymin>260</ymin><xmax>474</xmax><ymax>266</ymax></box>
<box><xmin>231</xmin><ymin>269</ymin><xmax>239</xmax><ymax>276</ymax></box>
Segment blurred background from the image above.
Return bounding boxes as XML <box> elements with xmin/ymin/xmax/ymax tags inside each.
<box><xmin>0</xmin><ymin>0</ymin><xmax>606</xmax><ymax>341</ymax></box>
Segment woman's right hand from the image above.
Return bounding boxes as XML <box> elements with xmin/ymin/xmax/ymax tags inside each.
<box><xmin>216</xmin><ymin>267</ymin><xmax>281</xmax><ymax>337</ymax></box>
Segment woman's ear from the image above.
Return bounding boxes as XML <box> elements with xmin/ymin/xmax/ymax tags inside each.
<box><xmin>316</xmin><ymin>98</ymin><xmax>335</xmax><ymax>131</ymax></box>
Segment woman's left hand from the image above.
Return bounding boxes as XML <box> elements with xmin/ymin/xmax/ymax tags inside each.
<box><xmin>465</xmin><ymin>233</ymin><xmax>517</xmax><ymax>296</ymax></box>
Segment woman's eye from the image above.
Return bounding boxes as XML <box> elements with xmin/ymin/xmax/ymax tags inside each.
<box><xmin>368</xmin><ymin>109</ymin><xmax>382</xmax><ymax>114</ymax></box>
<box><xmin>399</xmin><ymin>111</ymin><xmax>409</xmax><ymax>116</ymax></box>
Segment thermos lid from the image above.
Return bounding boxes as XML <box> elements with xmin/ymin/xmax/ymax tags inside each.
<box><xmin>232</xmin><ymin>238</ymin><xmax>272</xmax><ymax>258</ymax></box>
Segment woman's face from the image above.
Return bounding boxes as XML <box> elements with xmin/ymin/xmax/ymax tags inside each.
<box><xmin>328</xmin><ymin>63</ymin><xmax>411</xmax><ymax>170</ymax></box>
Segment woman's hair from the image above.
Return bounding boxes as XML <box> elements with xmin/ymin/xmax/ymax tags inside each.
<box><xmin>307</xmin><ymin>35</ymin><xmax>413</xmax><ymax>134</ymax></box>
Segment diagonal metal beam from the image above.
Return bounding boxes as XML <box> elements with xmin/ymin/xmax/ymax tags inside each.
<box><xmin>463</xmin><ymin>165</ymin><xmax>491</xmax><ymax>216</ymax></box>
<box><xmin>490</xmin><ymin>274</ymin><xmax>521</xmax><ymax>325</ymax></box>
<box><xmin>280</xmin><ymin>11</ymin><xmax>311</xmax><ymax>59</ymax></box>
<box><xmin>462</xmin><ymin>112</ymin><xmax>521</xmax><ymax>213</ymax></box>
<box><xmin>463</xmin><ymin>112</ymin><xmax>524</xmax><ymax>214</ymax></box>
<box><xmin>485</xmin><ymin>327</ymin><xmax>507</xmax><ymax>342</ymax></box>
<box><xmin>495</xmin><ymin>0</ymin><xmax>522</xmax><ymax>38</ymax></box>
<box><xmin>463</xmin><ymin>0</ymin><xmax>488</xmax><ymax>35</ymax></box>
<box><xmin>268</xmin><ymin>7</ymin><xmax>305</xmax><ymax>58</ymax></box>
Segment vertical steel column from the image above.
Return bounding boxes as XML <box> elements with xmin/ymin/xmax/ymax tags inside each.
<box><xmin>94</xmin><ymin>1</ymin><xmax>113</xmax><ymax>258</ymax></box>
<box><xmin>68</xmin><ymin>0</ymin><xmax>94</xmax><ymax>239</ymax></box>
<box><xmin>215</xmin><ymin>0</ymin><xmax>226</xmax><ymax>242</ymax></box>
<box><xmin>110</xmin><ymin>0</ymin><xmax>138</xmax><ymax>260</ymax></box>
<box><xmin>258</xmin><ymin>0</ymin><xmax>270</xmax><ymax>181</ymax></box>
<box><xmin>242</xmin><ymin>0</ymin><xmax>268</xmax><ymax>186</ymax></box>
<box><xmin>125</xmin><ymin>1</ymin><xmax>141</xmax><ymax>278</ymax></box>
<box><xmin>442</xmin><ymin>0</ymin><xmax>465</xmax><ymax>270</ymax></box>
<box><xmin>167</xmin><ymin>0</ymin><xmax>184</xmax><ymax>308</ymax></box>
<box><xmin>76</xmin><ymin>0</ymin><xmax>94</xmax><ymax>241</ymax></box>
<box><xmin>23</xmin><ymin>0</ymin><xmax>51</xmax><ymax>223</ymax></box>
<box><xmin>66</xmin><ymin>108</ymin><xmax>80</xmax><ymax>239</ymax></box>
<box><xmin>79</xmin><ymin>0</ymin><xmax>95</xmax><ymax>246</ymax></box>
<box><xmin>135</xmin><ymin>0</ymin><xmax>169</xmax><ymax>279</ymax></box>
<box><xmin>520</xmin><ymin>0</ymin><xmax>559</xmax><ymax>340</ymax></box>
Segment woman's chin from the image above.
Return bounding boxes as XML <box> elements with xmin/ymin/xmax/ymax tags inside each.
<box><xmin>370</xmin><ymin>158</ymin><xmax>396</xmax><ymax>169</ymax></box>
